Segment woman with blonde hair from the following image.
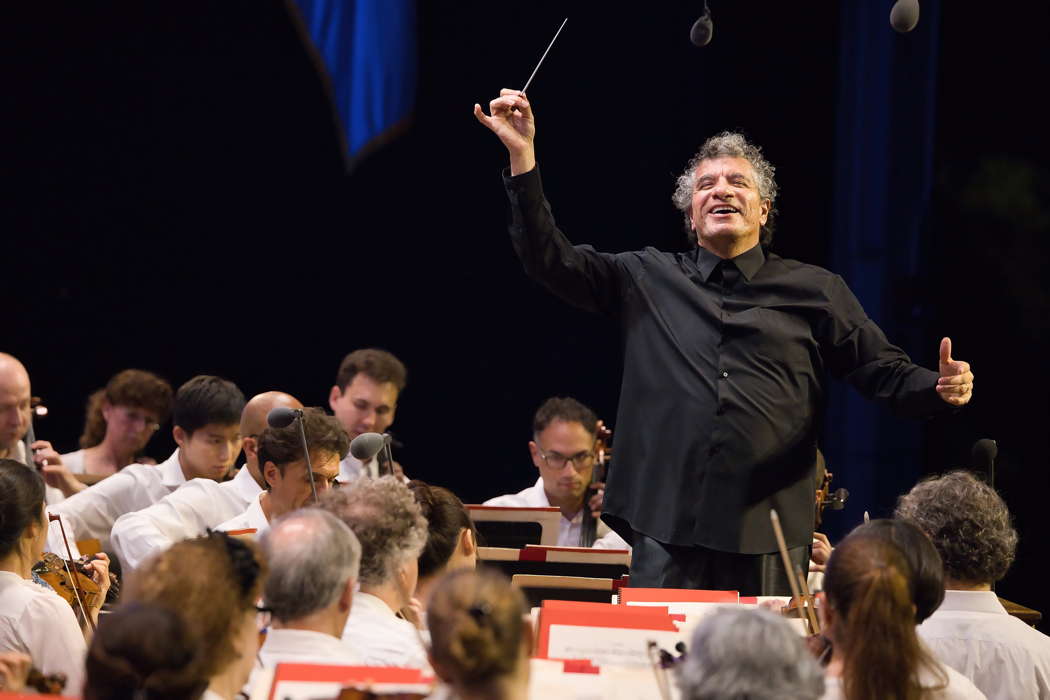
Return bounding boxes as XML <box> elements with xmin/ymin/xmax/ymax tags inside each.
<box><xmin>819</xmin><ymin>529</ymin><xmax>983</xmax><ymax>700</ymax></box>
<box><xmin>427</xmin><ymin>569</ymin><xmax>530</xmax><ymax>700</ymax></box>
<box><xmin>85</xmin><ymin>531</ymin><xmax>267</xmax><ymax>700</ymax></box>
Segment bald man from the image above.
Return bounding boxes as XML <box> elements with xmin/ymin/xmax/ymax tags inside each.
<box><xmin>0</xmin><ymin>353</ymin><xmax>75</xmax><ymax>504</ymax></box>
<box><xmin>110</xmin><ymin>391</ymin><xmax>301</xmax><ymax>570</ymax></box>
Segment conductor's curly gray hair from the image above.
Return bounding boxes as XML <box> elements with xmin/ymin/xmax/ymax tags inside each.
<box><xmin>320</xmin><ymin>476</ymin><xmax>428</xmax><ymax>587</ymax></box>
<box><xmin>894</xmin><ymin>470</ymin><xmax>1018</xmax><ymax>585</ymax></box>
<box><xmin>676</xmin><ymin>607</ymin><xmax>824</xmax><ymax>700</ymax></box>
<box><xmin>671</xmin><ymin>131</ymin><xmax>779</xmax><ymax>246</ymax></box>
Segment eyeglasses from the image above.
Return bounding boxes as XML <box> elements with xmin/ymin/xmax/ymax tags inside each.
<box><xmin>255</xmin><ymin>604</ymin><xmax>273</xmax><ymax>632</ymax></box>
<box><xmin>536</xmin><ymin>447</ymin><xmax>596</xmax><ymax>472</ymax></box>
<box><xmin>115</xmin><ymin>406</ymin><xmax>160</xmax><ymax>432</ymax></box>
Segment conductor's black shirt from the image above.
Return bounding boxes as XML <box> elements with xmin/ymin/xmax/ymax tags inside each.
<box><xmin>504</xmin><ymin>166</ymin><xmax>947</xmax><ymax>554</ymax></box>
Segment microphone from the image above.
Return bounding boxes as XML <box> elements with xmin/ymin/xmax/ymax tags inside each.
<box><xmin>889</xmin><ymin>0</ymin><xmax>920</xmax><ymax>33</ymax></box>
<box><xmin>349</xmin><ymin>432</ymin><xmax>394</xmax><ymax>477</ymax></box>
<box><xmin>971</xmin><ymin>438</ymin><xmax>997</xmax><ymax>486</ymax></box>
<box><xmin>267</xmin><ymin>406</ymin><xmax>302</xmax><ymax>428</ymax></box>
<box><xmin>689</xmin><ymin>2</ymin><xmax>713</xmax><ymax>47</ymax></box>
<box><xmin>265</xmin><ymin>407</ymin><xmax>317</xmax><ymax>502</ymax></box>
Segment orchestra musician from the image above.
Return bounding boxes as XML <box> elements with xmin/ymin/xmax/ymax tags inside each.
<box><xmin>475</xmin><ymin>89</ymin><xmax>974</xmax><ymax>594</ymax></box>
<box><xmin>215</xmin><ymin>407</ymin><xmax>347</xmax><ymax>537</ymax></box>
<box><xmin>0</xmin><ymin>459</ymin><xmax>111</xmax><ymax>695</ymax></box>
<box><xmin>328</xmin><ymin>348</ymin><xmax>407</xmax><ymax>481</ymax></box>
<box><xmin>46</xmin><ymin>375</ymin><xmax>245</xmax><ymax>557</ymax></box>
<box><xmin>110</xmin><ymin>391</ymin><xmax>302</xmax><ymax>571</ymax></box>
<box><xmin>484</xmin><ymin>397</ymin><xmax>627</xmax><ymax>549</ymax></box>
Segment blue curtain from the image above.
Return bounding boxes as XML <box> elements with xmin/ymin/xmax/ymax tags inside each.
<box><xmin>824</xmin><ymin>0</ymin><xmax>941</xmax><ymax>539</ymax></box>
<box><xmin>292</xmin><ymin>0</ymin><xmax>417</xmax><ymax>163</ymax></box>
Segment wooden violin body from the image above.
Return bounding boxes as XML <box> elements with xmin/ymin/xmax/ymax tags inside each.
<box><xmin>33</xmin><ymin>552</ymin><xmax>102</xmax><ymax>612</ymax></box>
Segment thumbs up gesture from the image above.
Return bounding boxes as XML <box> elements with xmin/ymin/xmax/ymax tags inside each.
<box><xmin>936</xmin><ymin>337</ymin><xmax>974</xmax><ymax>406</ymax></box>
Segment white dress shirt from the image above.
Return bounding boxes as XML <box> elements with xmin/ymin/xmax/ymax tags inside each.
<box><xmin>215</xmin><ymin>491</ymin><xmax>270</xmax><ymax>537</ymax></box>
<box><xmin>821</xmin><ymin>661</ymin><xmax>986</xmax><ymax>699</ymax></box>
<box><xmin>918</xmin><ymin>589</ymin><xmax>1050</xmax><ymax>700</ymax></box>
<box><xmin>339</xmin><ymin>454</ymin><xmax>378</xmax><ymax>483</ymax></box>
<box><xmin>46</xmin><ymin>449</ymin><xmax>187</xmax><ymax>557</ymax></box>
<box><xmin>341</xmin><ymin>592</ymin><xmax>430</xmax><ymax>670</ymax></box>
<box><xmin>0</xmin><ymin>571</ymin><xmax>87</xmax><ymax>695</ymax></box>
<box><xmin>110</xmin><ymin>464</ymin><xmax>263</xmax><ymax>570</ymax></box>
<box><xmin>245</xmin><ymin>627</ymin><xmax>362</xmax><ymax>698</ymax></box>
<box><xmin>484</xmin><ymin>476</ymin><xmax>631</xmax><ymax>549</ymax></box>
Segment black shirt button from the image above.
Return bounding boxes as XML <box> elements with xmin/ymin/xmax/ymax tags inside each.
<box><xmin>720</xmin><ymin>370</ymin><xmax>729</xmax><ymax>378</ymax></box>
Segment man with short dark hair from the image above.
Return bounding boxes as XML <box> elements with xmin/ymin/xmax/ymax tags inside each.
<box><xmin>47</xmin><ymin>375</ymin><xmax>246</xmax><ymax>556</ymax></box>
<box><xmin>484</xmin><ymin>397</ymin><xmax>627</xmax><ymax>549</ymax></box>
<box><xmin>110</xmin><ymin>391</ymin><xmax>302</xmax><ymax>570</ymax></box>
<box><xmin>217</xmin><ymin>407</ymin><xmax>347</xmax><ymax>537</ymax></box>
<box><xmin>896</xmin><ymin>471</ymin><xmax>1050</xmax><ymax>699</ymax></box>
<box><xmin>328</xmin><ymin>348</ymin><xmax>407</xmax><ymax>481</ymax></box>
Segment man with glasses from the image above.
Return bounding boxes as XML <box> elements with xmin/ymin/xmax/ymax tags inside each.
<box><xmin>484</xmin><ymin>397</ymin><xmax>628</xmax><ymax>549</ymax></box>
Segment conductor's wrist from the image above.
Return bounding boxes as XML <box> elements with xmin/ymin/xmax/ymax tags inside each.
<box><xmin>509</xmin><ymin>148</ymin><xmax>536</xmax><ymax>176</ymax></box>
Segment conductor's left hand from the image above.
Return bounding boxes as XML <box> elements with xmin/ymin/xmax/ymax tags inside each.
<box><xmin>936</xmin><ymin>337</ymin><xmax>974</xmax><ymax>407</ymax></box>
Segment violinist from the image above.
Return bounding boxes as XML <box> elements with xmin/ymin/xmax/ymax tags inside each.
<box><xmin>483</xmin><ymin>397</ymin><xmax>628</xmax><ymax>549</ymax></box>
<box><xmin>111</xmin><ymin>391</ymin><xmax>302</xmax><ymax>571</ymax></box>
<box><xmin>328</xmin><ymin>348</ymin><xmax>407</xmax><ymax>481</ymax></box>
<box><xmin>45</xmin><ymin>369</ymin><xmax>174</xmax><ymax>503</ymax></box>
<box><xmin>46</xmin><ymin>374</ymin><xmax>245</xmax><ymax>557</ymax></box>
<box><xmin>215</xmin><ymin>407</ymin><xmax>347</xmax><ymax>537</ymax></box>
<box><xmin>0</xmin><ymin>353</ymin><xmax>66</xmax><ymax>504</ymax></box>
<box><xmin>0</xmin><ymin>459</ymin><xmax>111</xmax><ymax>695</ymax></box>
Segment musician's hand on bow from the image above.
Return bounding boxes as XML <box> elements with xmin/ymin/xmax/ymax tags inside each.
<box><xmin>936</xmin><ymin>337</ymin><xmax>974</xmax><ymax>407</ymax></box>
<box><xmin>31</xmin><ymin>440</ymin><xmax>86</xmax><ymax>498</ymax></box>
<box><xmin>810</xmin><ymin>532</ymin><xmax>832</xmax><ymax>573</ymax></box>
<box><xmin>474</xmin><ymin>89</ymin><xmax>536</xmax><ymax>175</ymax></box>
<box><xmin>0</xmin><ymin>652</ymin><xmax>31</xmax><ymax>692</ymax></box>
<box><xmin>588</xmin><ymin>481</ymin><xmax>606</xmax><ymax>520</ymax></box>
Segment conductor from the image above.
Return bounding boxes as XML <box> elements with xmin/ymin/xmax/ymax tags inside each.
<box><xmin>474</xmin><ymin>90</ymin><xmax>974</xmax><ymax>595</ymax></box>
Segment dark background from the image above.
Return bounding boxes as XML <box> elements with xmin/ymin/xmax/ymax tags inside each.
<box><xmin>3</xmin><ymin>3</ymin><xmax>1047</xmax><ymax>625</ymax></box>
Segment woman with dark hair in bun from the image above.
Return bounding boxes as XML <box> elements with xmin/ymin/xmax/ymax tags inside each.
<box><xmin>406</xmin><ymin>481</ymin><xmax>477</xmax><ymax>614</ymax></box>
<box><xmin>0</xmin><ymin>459</ymin><xmax>111</xmax><ymax>695</ymax></box>
<box><xmin>427</xmin><ymin>569</ymin><xmax>531</xmax><ymax>700</ymax></box>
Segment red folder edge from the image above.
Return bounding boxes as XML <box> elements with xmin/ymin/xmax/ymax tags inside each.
<box><xmin>536</xmin><ymin>604</ymin><xmax>681</xmax><ymax>659</ymax></box>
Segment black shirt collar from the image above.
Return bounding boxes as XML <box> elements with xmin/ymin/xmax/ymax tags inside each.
<box><xmin>694</xmin><ymin>243</ymin><xmax>766</xmax><ymax>282</ymax></box>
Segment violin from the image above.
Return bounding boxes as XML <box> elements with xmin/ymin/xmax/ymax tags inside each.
<box><xmin>26</xmin><ymin>667</ymin><xmax>67</xmax><ymax>695</ymax></box>
<box><xmin>33</xmin><ymin>552</ymin><xmax>104</xmax><ymax>612</ymax></box>
<box><xmin>813</xmin><ymin>450</ymin><xmax>848</xmax><ymax>529</ymax></box>
<box><xmin>580</xmin><ymin>419</ymin><xmax>613</xmax><ymax>547</ymax></box>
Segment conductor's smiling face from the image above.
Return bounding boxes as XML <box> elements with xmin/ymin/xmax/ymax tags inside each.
<box><xmin>689</xmin><ymin>156</ymin><xmax>770</xmax><ymax>251</ymax></box>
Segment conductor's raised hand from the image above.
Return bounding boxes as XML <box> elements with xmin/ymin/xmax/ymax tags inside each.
<box><xmin>474</xmin><ymin>89</ymin><xmax>536</xmax><ymax>175</ymax></box>
<box><xmin>936</xmin><ymin>337</ymin><xmax>974</xmax><ymax>407</ymax></box>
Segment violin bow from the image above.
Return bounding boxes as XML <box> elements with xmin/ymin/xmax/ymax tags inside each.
<box><xmin>47</xmin><ymin>513</ymin><xmax>95</xmax><ymax>632</ymax></box>
<box><xmin>770</xmin><ymin>509</ymin><xmax>811</xmax><ymax>634</ymax></box>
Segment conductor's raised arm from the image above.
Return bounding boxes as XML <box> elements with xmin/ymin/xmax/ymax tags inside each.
<box><xmin>474</xmin><ymin>89</ymin><xmax>536</xmax><ymax>175</ymax></box>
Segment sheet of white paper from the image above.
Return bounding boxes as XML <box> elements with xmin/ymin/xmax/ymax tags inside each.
<box><xmin>546</xmin><ymin>624</ymin><xmax>684</xmax><ymax>668</ymax></box>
